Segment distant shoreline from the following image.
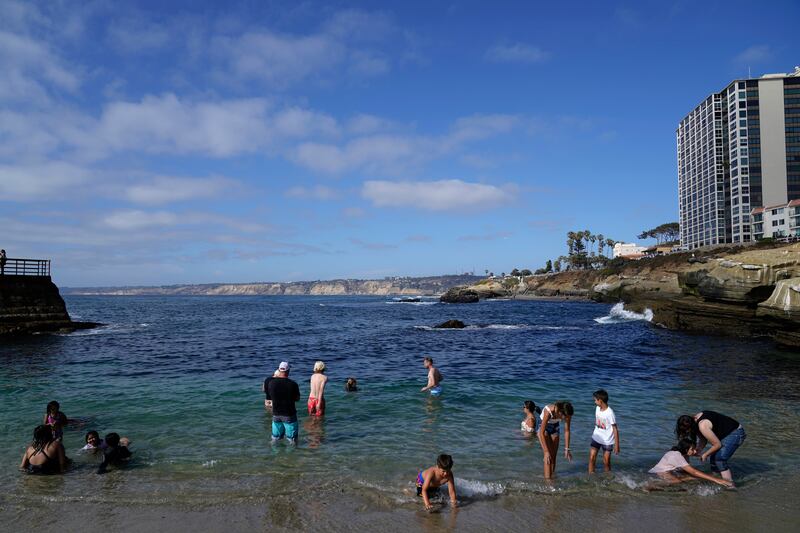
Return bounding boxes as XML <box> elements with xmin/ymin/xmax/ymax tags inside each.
<box><xmin>61</xmin><ymin>274</ymin><xmax>483</xmax><ymax>297</ymax></box>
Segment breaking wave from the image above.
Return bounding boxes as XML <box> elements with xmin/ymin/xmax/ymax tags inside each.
<box><xmin>594</xmin><ymin>302</ymin><xmax>653</xmax><ymax>324</ymax></box>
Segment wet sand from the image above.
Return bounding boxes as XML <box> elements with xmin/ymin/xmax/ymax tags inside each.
<box><xmin>3</xmin><ymin>473</ymin><xmax>798</xmax><ymax>533</ymax></box>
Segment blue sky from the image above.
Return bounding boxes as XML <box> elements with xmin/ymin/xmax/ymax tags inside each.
<box><xmin>1</xmin><ymin>0</ymin><xmax>798</xmax><ymax>286</ymax></box>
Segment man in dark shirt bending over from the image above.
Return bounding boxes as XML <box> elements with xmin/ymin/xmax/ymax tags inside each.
<box><xmin>267</xmin><ymin>361</ymin><xmax>301</xmax><ymax>445</ymax></box>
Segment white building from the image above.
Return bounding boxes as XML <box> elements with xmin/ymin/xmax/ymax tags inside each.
<box><xmin>751</xmin><ymin>199</ymin><xmax>800</xmax><ymax>239</ymax></box>
<box><xmin>613</xmin><ymin>242</ymin><xmax>648</xmax><ymax>259</ymax></box>
<box><xmin>677</xmin><ymin>66</ymin><xmax>800</xmax><ymax>249</ymax></box>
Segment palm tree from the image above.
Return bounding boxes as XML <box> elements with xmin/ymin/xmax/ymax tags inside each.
<box><xmin>596</xmin><ymin>233</ymin><xmax>605</xmax><ymax>257</ymax></box>
<box><xmin>589</xmin><ymin>234</ymin><xmax>597</xmax><ymax>255</ymax></box>
<box><xmin>606</xmin><ymin>239</ymin><xmax>616</xmax><ymax>257</ymax></box>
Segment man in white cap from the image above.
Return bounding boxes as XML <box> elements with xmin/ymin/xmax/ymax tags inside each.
<box><xmin>267</xmin><ymin>361</ymin><xmax>301</xmax><ymax>444</ymax></box>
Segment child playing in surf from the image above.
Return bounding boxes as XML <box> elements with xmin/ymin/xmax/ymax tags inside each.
<box><xmin>97</xmin><ymin>432</ymin><xmax>132</xmax><ymax>474</ymax></box>
<box><xmin>647</xmin><ymin>438</ymin><xmax>734</xmax><ymax>489</ymax></box>
<box><xmin>82</xmin><ymin>430</ymin><xmax>131</xmax><ymax>453</ymax></box>
<box><xmin>416</xmin><ymin>454</ymin><xmax>458</xmax><ymax>510</ymax></box>
<box><xmin>420</xmin><ymin>357</ymin><xmax>443</xmax><ymax>396</ymax></box>
<box><xmin>588</xmin><ymin>389</ymin><xmax>620</xmax><ymax>473</ymax></box>
<box><xmin>537</xmin><ymin>401</ymin><xmax>574</xmax><ymax>479</ymax></box>
<box><xmin>43</xmin><ymin>401</ymin><xmax>68</xmax><ymax>440</ymax></box>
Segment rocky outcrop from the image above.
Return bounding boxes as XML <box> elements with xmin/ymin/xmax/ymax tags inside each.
<box><xmin>0</xmin><ymin>276</ymin><xmax>99</xmax><ymax>336</ymax></box>
<box><xmin>433</xmin><ymin>319</ymin><xmax>466</xmax><ymax>329</ymax></box>
<box><xmin>442</xmin><ymin>242</ymin><xmax>800</xmax><ymax>348</ymax></box>
<box><xmin>439</xmin><ymin>288</ymin><xmax>480</xmax><ymax>303</ymax></box>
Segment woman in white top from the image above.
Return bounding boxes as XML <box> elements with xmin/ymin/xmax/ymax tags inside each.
<box><xmin>537</xmin><ymin>401</ymin><xmax>573</xmax><ymax>479</ymax></box>
<box><xmin>648</xmin><ymin>438</ymin><xmax>733</xmax><ymax>489</ymax></box>
<box><xmin>520</xmin><ymin>401</ymin><xmax>540</xmax><ymax>434</ymax></box>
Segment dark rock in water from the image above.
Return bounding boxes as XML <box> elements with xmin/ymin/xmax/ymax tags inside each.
<box><xmin>439</xmin><ymin>287</ymin><xmax>480</xmax><ymax>303</ymax></box>
<box><xmin>434</xmin><ymin>319</ymin><xmax>466</xmax><ymax>329</ymax></box>
<box><xmin>0</xmin><ymin>276</ymin><xmax>102</xmax><ymax>336</ymax></box>
<box><xmin>399</xmin><ymin>297</ymin><xmax>421</xmax><ymax>302</ymax></box>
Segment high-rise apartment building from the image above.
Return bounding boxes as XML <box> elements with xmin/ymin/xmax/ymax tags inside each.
<box><xmin>677</xmin><ymin>66</ymin><xmax>800</xmax><ymax>249</ymax></box>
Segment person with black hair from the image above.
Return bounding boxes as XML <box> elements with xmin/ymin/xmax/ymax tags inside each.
<box><xmin>521</xmin><ymin>400</ymin><xmax>540</xmax><ymax>434</ymax></box>
<box><xmin>19</xmin><ymin>425</ymin><xmax>67</xmax><ymax>474</ymax></box>
<box><xmin>648</xmin><ymin>438</ymin><xmax>733</xmax><ymax>489</ymax></box>
<box><xmin>589</xmin><ymin>389</ymin><xmax>620</xmax><ymax>473</ymax></box>
<box><xmin>415</xmin><ymin>454</ymin><xmax>457</xmax><ymax>511</ymax></box>
<box><xmin>0</xmin><ymin>249</ymin><xmax>6</xmax><ymax>275</ymax></box>
<box><xmin>97</xmin><ymin>432</ymin><xmax>132</xmax><ymax>474</ymax></box>
<box><xmin>676</xmin><ymin>411</ymin><xmax>746</xmax><ymax>485</ymax></box>
<box><xmin>43</xmin><ymin>400</ymin><xmax>68</xmax><ymax>440</ymax></box>
<box><xmin>537</xmin><ymin>401</ymin><xmax>574</xmax><ymax>479</ymax></box>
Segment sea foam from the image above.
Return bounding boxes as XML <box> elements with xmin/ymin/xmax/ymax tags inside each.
<box><xmin>594</xmin><ymin>302</ymin><xmax>653</xmax><ymax>324</ymax></box>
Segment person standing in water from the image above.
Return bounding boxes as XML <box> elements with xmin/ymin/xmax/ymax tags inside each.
<box><xmin>267</xmin><ymin>362</ymin><xmax>301</xmax><ymax>445</ymax></box>
<box><xmin>420</xmin><ymin>357</ymin><xmax>442</xmax><ymax>396</ymax></box>
<box><xmin>308</xmin><ymin>361</ymin><xmax>328</xmax><ymax>416</ymax></box>
<box><xmin>675</xmin><ymin>411</ymin><xmax>746</xmax><ymax>485</ymax></box>
<box><xmin>588</xmin><ymin>389</ymin><xmax>620</xmax><ymax>473</ymax></box>
<box><xmin>537</xmin><ymin>401</ymin><xmax>574</xmax><ymax>479</ymax></box>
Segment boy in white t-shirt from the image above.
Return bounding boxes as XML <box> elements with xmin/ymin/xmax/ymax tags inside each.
<box><xmin>588</xmin><ymin>389</ymin><xmax>620</xmax><ymax>473</ymax></box>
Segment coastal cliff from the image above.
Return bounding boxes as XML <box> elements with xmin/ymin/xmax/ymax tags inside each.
<box><xmin>441</xmin><ymin>243</ymin><xmax>800</xmax><ymax>348</ymax></box>
<box><xmin>62</xmin><ymin>274</ymin><xmax>483</xmax><ymax>297</ymax></box>
<box><xmin>0</xmin><ymin>276</ymin><xmax>96</xmax><ymax>335</ymax></box>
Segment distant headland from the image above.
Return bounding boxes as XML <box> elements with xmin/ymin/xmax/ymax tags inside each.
<box><xmin>62</xmin><ymin>274</ymin><xmax>483</xmax><ymax>297</ymax></box>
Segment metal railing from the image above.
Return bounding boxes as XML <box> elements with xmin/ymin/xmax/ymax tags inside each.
<box><xmin>0</xmin><ymin>257</ymin><xmax>51</xmax><ymax>277</ymax></box>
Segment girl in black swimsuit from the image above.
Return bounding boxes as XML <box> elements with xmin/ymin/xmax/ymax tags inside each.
<box><xmin>20</xmin><ymin>425</ymin><xmax>66</xmax><ymax>474</ymax></box>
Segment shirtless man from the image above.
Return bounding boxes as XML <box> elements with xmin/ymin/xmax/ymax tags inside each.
<box><xmin>308</xmin><ymin>361</ymin><xmax>328</xmax><ymax>416</ymax></box>
<box><xmin>421</xmin><ymin>357</ymin><xmax>443</xmax><ymax>395</ymax></box>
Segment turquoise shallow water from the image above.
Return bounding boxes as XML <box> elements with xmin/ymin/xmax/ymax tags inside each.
<box><xmin>1</xmin><ymin>296</ymin><xmax>800</xmax><ymax>526</ymax></box>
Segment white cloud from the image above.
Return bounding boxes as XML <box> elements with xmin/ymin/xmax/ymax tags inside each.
<box><xmin>212</xmin><ymin>10</ymin><xmax>395</xmax><ymax>88</ymax></box>
<box><xmin>103</xmin><ymin>209</ymin><xmax>179</xmax><ymax>230</ymax></box>
<box><xmin>0</xmin><ymin>29</ymin><xmax>80</xmax><ymax>103</ymax></box>
<box><xmin>95</xmin><ymin>94</ymin><xmax>272</xmax><ymax>157</ymax></box>
<box><xmin>273</xmin><ymin>107</ymin><xmax>340</xmax><ymax>138</ymax></box>
<box><xmin>0</xmin><ymin>161</ymin><xmax>91</xmax><ymax>201</ymax></box>
<box><xmin>350</xmin><ymin>237</ymin><xmax>396</xmax><ymax>250</ymax></box>
<box><xmin>485</xmin><ymin>43</ymin><xmax>549</xmax><ymax>64</ymax></box>
<box><xmin>125</xmin><ymin>176</ymin><xmax>238</xmax><ymax>205</ymax></box>
<box><xmin>734</xmin><ymin>45</ymin><xmax>772</xmax><ymax>65</ymax></box>
<box><xmin>292</xmin><ymin>114</ymin><xmax>520</xmax><ymax>175</ymax></box>
<box><xmin>345</xmin><ymin>113</ymin><xmax>397</xmax><ymax>135</ymax></box>
<box><xmin>285</xmin><ymin>185</ymin><xmax>340</xmax><ymax>200</ymax></box>
<box><xmin>362</xmin><ymin>179</ymin><xmax>515</xmax><ymax>211</ymax></box>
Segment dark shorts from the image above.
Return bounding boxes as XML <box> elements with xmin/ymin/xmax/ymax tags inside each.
<box><xmin>591</xmin><ymin>438</ymin><xmax>613</xmax><ymax>452</ymax></box>
<box><xmin>544</xmin><ymin>423</ymin><xmax>560</xmax><ymax>436</ymax></box>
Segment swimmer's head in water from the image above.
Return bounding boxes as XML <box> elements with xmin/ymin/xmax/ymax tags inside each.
<box><xmin>345</xmin><ymin>377</ymin><xmax>358</xmax><ymax>391</ymax></box>
<box><xmin>46</xmin><ymin>401</ymin><xmax>60</xmax><ymax>415</ymax></box>
<box><xmin>523</xmin><ymin>400</ymin><xmax>540</xmax><ymax>415</ymax></box>
<box><xmin>85</xmin><ymin>430</ymin><xmax>100</xmax><ymax>445</ymax></box>
<box><xmin>314</xmin><ymin>361</ymin><xmax>326</xmax><ymax>373</ymax></box>
<box><xmin>105</xmin><ymin>432</ymin><xmax>121</xmax><ymax>447</ymax></box>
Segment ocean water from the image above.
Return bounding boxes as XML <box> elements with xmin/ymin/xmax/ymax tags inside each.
<box><xmin>1</xmin><ymin>295</ymin><xmax>799</xmax><ymax>531</ymax></box>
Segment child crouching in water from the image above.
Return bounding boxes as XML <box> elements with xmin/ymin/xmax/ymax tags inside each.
<box><xmin>416</xmin><ymin>454</ymin><xmax>458</xmax><ymax>511</ymax></box>
<box><xmin>97</xmin><ymin>433</ymin><xmax>132</xmax><ymax>474</ymax></box>
<box><xmin>648</xmin><ymin>438</ymin><xmax>734</xmax><ymax>489</ymax></box>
